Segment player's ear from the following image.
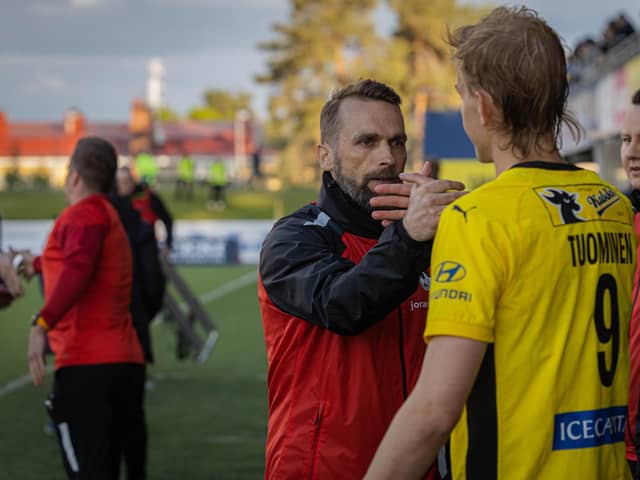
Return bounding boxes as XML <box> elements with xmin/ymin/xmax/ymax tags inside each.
<box><xmin>71</xmin><ymin>169</ymin><xmax>82</xmax><ymax>187</ymax></box>
<box><xmin>317</xmin><ymin>143</ymin><xmax>334</xmax><ymax>172</ymax></box>
<box><xmin>476</xmin><ymin>89</ymin><xmax>496</xmax><ymax>127</ymax></box>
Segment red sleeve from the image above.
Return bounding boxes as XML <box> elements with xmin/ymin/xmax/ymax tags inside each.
<box><xmin>33</xmin><ymin>256</ymin><xmax>42</xmax><ymax>273</ymax></box>
<box><xmin>39</xmin><ymin>223</ymin><xmax>108</xmax><ymax>329</ymax></box>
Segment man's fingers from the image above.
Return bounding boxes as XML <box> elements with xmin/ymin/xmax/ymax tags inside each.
<box><xmin>371</xmin><ymin>210</ymin><xmax>406</xmax><ymax>221</ymax></box>
<box><xmin>370</xmin><ymin>195</ymin><xmax>410</xmax><ymax>209</ymax></box>
<box><xmin>420</xmin><ymin>190</ymin><xmax>467</xmax><ymax>206</ymax></box>
<box><xmin>400</xmin><ymin>174</ymin><xmax>465</xmax><ymax>192</ymax></box>
<box><xmin>29</xmin><ymin>357</ymin><xmax>45</xmax><ymax>386</ymax></box>
<box><xmin>421</xmin><ymin>161</ymin><xmax>432</xmax><ymax>177</ymax></box>
<box><xmin>373</xmin><ymin>183</ymin><xmax>412</xmax><ymax>196</ymax></box>
<box><xmin>7</xmin><ymin>277</ymin><xmax>23</xmax><ymax>297</ymax></box>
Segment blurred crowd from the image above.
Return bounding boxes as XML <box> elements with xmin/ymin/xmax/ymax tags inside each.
<box><xmin>569</xmin><ymin>11</ymin><xmax>637</xmax><ymax>83</ymax></box>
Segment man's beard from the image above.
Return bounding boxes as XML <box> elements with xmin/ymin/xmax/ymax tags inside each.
<box><xmin>333</xmin><ymin>156</ymin><xmax>400</xmax><ymax>212</ymax></box>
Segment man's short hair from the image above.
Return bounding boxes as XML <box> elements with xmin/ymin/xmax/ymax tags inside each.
<box><xmin>320</xmin><ymin>79</ymin><xmax>402</xmax><ymax>147</ymax></box>
<box><xmin>447</xmin><ymin>6</ymin><xmax>580</xmax><ymax>158</ymax></box>
<box><xmin>633</xmin><ymin>89</ymin><xmax>640</xmax><ymax>105</ymax></box>
<box><xmin>70</xmin><ymin>136</ymin><xmax>118</xmax><ymax>194</ymax></box>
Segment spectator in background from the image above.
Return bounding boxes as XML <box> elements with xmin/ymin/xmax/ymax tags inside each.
<box><xmin>109</xmin><ymin>194</ymin><xmax>165</xmax><ymax>366</ymax></box>
<box><xmin>116</xmin><ymin>166</ymin><xmax>173</xmax><ymax>253</ymax></box>
<box><xmin>602</xmin><ymin>13</ymin><xmax>636</xmax><ymax>53</ymax></box>
<box><xmin>615</xmin><ymin>13</ymin><xmax>636</xmax><ymax>41</ymax></box>
<box><xmin>23</xmin><ymin>136</ymin><xmax>146</xmax><ymax>479</ymax></box>
<box><xmin>602</xmin><ymin>20</ymin><xmax>620</xmax><ymax>53</ymax></box>
<box><xmin>207</xmin><ymin>158</ymin><xmax>227</xmax><ymax>210</ymax></box>
<box><xmin>134</xmin><ymin>150</ymin><xmax>158</xmax><ymax>186</ymax></box>
<box><xmin>622</xmin><ymin>89</ymin><xmax>640</xmax><ymax>479</ymax></box>
<box><xmin>568</xmin><ymin>37</ymin><xmax>601</xmax><ymax>82</ymax></box>
<box><xmin>175</xmin><ymin>151</ymin><xmax>195</xmax><ymax>201</ymax></box>
<box><xmin>248</xmin><ymin>146</ymin><xmax>262</xmax><ymax>188</ymax></box>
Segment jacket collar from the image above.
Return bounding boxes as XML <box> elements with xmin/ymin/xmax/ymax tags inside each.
<box><xmin>317</xmin><ymin>172</ymin><xmax>384</xmax><ymax>238</ymax></box>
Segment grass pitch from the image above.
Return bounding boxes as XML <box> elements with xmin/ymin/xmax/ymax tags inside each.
<box><xmin>0</xmin><ymin>265</ymin><xmax>266</xmax><ymax>479</ymax></box>
<box><xmin>0</xmin><ymin>184</ymin><xmax>317</xmax><ymax>220</ymax></box>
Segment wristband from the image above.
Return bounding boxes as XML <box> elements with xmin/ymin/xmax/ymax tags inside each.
<box><xmin>31</xmin><ymin>313</ymin><xmax>50</xmax><ymax>331</ymax></box>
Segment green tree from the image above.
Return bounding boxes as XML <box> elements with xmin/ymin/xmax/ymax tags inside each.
<box><xmin>157</xmin><ymin>106</ymin><xmax>180</xmax><ymax>122</ymax></box>
<box><xmin>189</xmin><ymin>90</ymin><xmax>253</xmax><ymax>122</ymax></box>
<box><xmin>387</xmin><ymin>0</ymin><xmax>490</xmax><ymax>167</ymax></box>
<box><xmin>256</xmin><ymin>0</ymin><xmax>380</xmax><ymax>183</ymax></box>
<box><xmin>257</xmin><ymin>0</ymin><xmax>488</xmax><ymax>182</ymax></box>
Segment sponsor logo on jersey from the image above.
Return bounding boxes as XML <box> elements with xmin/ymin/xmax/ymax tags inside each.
<box><xmin>434</xmin><ymin>261</ymin><xmax>466</xmax><ymax>283</ymax></box>
<box><xmin>539</xmin><ymin>188</ymin><xmax>585</xmax><ymax>224</ymax></box>
<box><xmin>535</xmin><ymin>184</ymin><xmax>629</xmax><ymax>227</ymax></box>
<box><xmin>419</xmin><ymin>272</ymin><xmax>431</xmax><ymax>291</ymax></box>
<box><xmin>431</xmin><ymin>288</ymin><xmax>472</xmax><ymax>302</ymax></box>
<box><xmin>552</xmin><ymin>406</ymin><xmax>626</xmax><ymax>450</ymax></box>
<box><xmin>452</xmin><ymin>204</ymin><xmax>477</xmax><ymax>223</ymax></box>
<box><xmin>410</xmin><ymin>300</ymin><xmax>429</xmax><ymax>311</ymax></box>
<box><xmin>587</xmin><ymin>187</ymin><xmax>621</xmax><ymax>216</ymax></box>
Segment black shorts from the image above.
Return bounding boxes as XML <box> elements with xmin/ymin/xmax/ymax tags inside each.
<box><xmin>46</xmin><ymin>363</ymin><xmax>146</xmax><ymax>480</ymax></box>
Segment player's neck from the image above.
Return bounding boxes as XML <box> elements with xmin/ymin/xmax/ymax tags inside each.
<box><xmin>492</xmin><ymin>138</ymin><xmax>564</xmax><ymax>176</ymax></box>
<box><xmin>68</xmin><ymin>188</ymin><xmax>99</xmax><ymax>206</ymax></box>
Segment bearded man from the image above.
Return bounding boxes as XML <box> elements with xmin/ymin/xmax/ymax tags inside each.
<box><xmin>258</xmin><ymin>79</ymin><xmax>464</xmax><ymax>479</ymax></box>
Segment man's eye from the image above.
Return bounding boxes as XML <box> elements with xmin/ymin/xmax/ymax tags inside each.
<box><xmin>622</xmin><ymin>135</ymin><xmax>631</xmax><ymax>143</ymax></box>
<box><xmin>359</xmin><ymin>138</ymin><xmax>374</xmax><ymax>146</ymax></box>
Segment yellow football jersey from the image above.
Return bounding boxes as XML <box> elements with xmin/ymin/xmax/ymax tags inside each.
<box><xmin>426</xmin><ymin>162</ymin><xmax>636</xmax><ymax>479</ymax></box>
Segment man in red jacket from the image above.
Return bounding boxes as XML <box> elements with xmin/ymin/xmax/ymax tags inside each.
<box><xmin>624</xmin><ymin>88</ymin><xmax>640</xmax><ymax>478</ymax></box>
<box><xmin>259</xmin><ymin>79</ymin><xmax>464</xmax><ymax>479</ymax></box>
<box><xmin>25</xmin><ymin>137</ymin><xmax>146</xmax><ymax>480</ymax></box>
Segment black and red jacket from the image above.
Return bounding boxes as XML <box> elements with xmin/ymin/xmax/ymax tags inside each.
<box><xmin>130</xmin><ymin>184</ymin><xmax>174</xmax><ymax>249</ymax></box>
<box><xmin>258</xmin><ymin>172</ymin><xmax>435</xmax><ymax>479</ymax></box>
<box><xmin>627</xmin><ymin>190</ymin><xmax>640</xmax><ymax>472</ymax></box>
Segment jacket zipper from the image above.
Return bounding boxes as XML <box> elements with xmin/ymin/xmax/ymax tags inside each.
<box><xmin>308</xmin><ymin>403</ymin><xmax>324</xmax><ymax>479</ymax></box>
<box><xmin>398</xmin><ymin>307</ymin><xmax>408</xmax><ymax>399</ymax></box>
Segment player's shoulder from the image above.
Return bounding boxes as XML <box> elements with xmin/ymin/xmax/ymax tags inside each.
<box><xmin>442</xmin><ymin>178</ymin><xmax>511</xmax><ymax>224</ymax></box>
<box><xmin>65</xmin><ymin>194</ymin><xmax>112</xmax><ymax>227</ymax></box>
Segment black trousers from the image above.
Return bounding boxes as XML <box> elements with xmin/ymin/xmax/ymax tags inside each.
<box><xmin>209</xmin><ymin>185</ymin><xmax>225</xmax><ymax>202</ymax></box>
<box><xmin>47</xmin><ymin>363</ymin><xmax>146</xmax><ymax>480</ymax></box>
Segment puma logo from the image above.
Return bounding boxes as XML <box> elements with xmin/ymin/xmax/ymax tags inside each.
<box><xmin>452</xmin><ymin>205</ymin><xmax>477</xmax><ymax>223</ymax></box>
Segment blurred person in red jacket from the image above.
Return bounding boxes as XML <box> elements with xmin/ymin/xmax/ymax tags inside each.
<box><xmin>23</xmin><ymin>137</ymin><xmax>146</xmax><ymax>480</ymax></box>
<box><xmin>116</xmin><ymin>166</ymin><xmax>173</xmax><ymax>253</ymax></box>
<box><xmin>623</xmin><ymin>88</ymin><xmax>640</xmax><ymax>479</ymax></box>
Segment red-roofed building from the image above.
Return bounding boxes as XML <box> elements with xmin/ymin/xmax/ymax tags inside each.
<box><xmin>0</xmin><ymin>100</ymin><xmax>256</xmax><ymax>188</ymax></box>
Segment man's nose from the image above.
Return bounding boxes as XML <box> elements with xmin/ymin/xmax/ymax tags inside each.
<box><xmin>376</xmin><ymin>142</ymin><xmax>396</xmax><ymax>166</ymax></box>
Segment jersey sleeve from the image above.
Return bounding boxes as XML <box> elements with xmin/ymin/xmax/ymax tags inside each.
<box><xmin>424</xmin><ymin>201</ymin><xmax>514</xmax><ymax>344</ymax></box>
<box><xmin>39</xmin><ymin>200</ymin><xmax>109</xmax><ymax>329</ymax></box>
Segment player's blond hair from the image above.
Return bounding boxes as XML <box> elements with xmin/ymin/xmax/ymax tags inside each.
<box><xmin>448</xmin><ymin>6</ymin><xmax>581</xmax><ymax>158</ymax></box>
